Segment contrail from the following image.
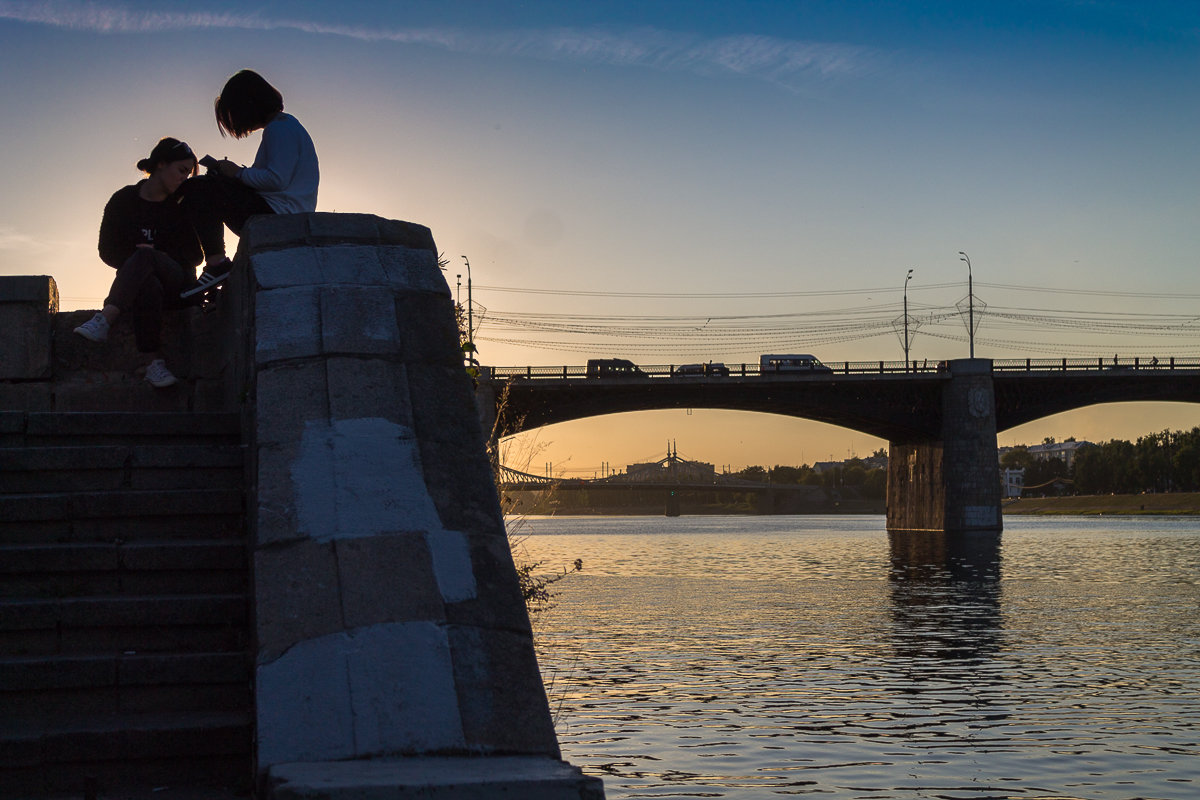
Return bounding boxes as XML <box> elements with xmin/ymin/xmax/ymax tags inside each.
<box><xmin>0</xmin><ymin>1</ymin><xmax>885</xmax><ymax>89</ymax></box>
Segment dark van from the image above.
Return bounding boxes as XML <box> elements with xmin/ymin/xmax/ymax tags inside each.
<box><xmin>586</xmin><ymin>358</ymin><xmax>647</xmax><ymax>378</ymax></box>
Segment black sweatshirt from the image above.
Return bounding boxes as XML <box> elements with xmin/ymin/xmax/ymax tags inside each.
<box><xmin>97</xmin><ymin>182</ymin><xmax>203</xmax><ymax>269</ymax></box>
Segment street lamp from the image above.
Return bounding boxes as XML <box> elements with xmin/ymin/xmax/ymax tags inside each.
<box><xmin>903</xmin><ymin>268</ymin><xmax>914</xmax><ymax>370</ymax></box>
<box><xmin>959</xmin><ymin>251</ymin><xmax>974</xmax><ymax>358</ymax></box>
<box><xmin>461</xmin><ymin>255</ymin><xmax>476</xmax><ymax>368</ymax></box>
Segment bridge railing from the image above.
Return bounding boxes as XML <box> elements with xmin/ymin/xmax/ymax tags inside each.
<box><xmin>480</xmin><ymin>357</ymin><xmax>1200</xmax><ymax>381</ymax></box>
<box><xmin>991</xmin><ymin>357</ymin><xmax>1200</xmax><ymax>372</ymax></box>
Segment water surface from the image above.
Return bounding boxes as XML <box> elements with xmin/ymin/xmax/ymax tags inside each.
<box><xmin>516</xmin><ymin>515</ymin><xmax>1200</xmax><ymax>799</ymax></box>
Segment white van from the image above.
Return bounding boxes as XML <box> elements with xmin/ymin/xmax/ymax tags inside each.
<box><xmin>759</xmin><ymin>354</ymin><xmax>832</xmax><ymax>374</ymax></box>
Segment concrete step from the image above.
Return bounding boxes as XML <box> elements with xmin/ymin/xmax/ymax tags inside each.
<box><xmin>0</xmin><ymin>411</ymin><xmax>241</xmax><ymax>446</ymax></box>
<box><xmin>0</xmin><ymin>594</ymin><xmax>248</xmax><ymax>657</ymax></box>
<box><xmin>0</xmin><ymin>710</ymin><xmax>252</xmax><ymax>799</ymax></box>
<box><xmin>0</xmin><ymin>443</ymin><xmax>244</xmax><ymax>493</ymax></box>
<box><xmin>0</xmin><ymin>488</ymin><xmax>244</xmax><ymax>523</ymax></box>
<box><xmin>0</xmin><ymin>513</ymin><xmax>244</xmax><ymax>545</ymax></box>
<box><xmin>1</xmin><ymin>652</ymin><xmax>250</xmax><ymax>718</ymax></box>
<box><xmin>0</xmin><ymin>540</ymin><xmax>247</xmax><ymax>599</ymax></box>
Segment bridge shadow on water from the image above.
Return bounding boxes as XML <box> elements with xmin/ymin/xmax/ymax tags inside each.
<box><xmin>887</xmin><ymin>532</ymin><xmax>1003</xmax><ymax>671</ymax></box>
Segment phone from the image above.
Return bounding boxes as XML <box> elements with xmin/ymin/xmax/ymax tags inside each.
<box><xmin>199</xmin><ymin>155</ymin><xmax>219</xmax><ymax>170</ymax></box>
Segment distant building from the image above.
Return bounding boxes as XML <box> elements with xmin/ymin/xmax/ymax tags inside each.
<box><xmin>1026</xmin><ymin>440</ymin><xmax>1093</xmax><ymax>469</ymax></box>
<box><xmin>1002</xmin><ymin>467</ymin><xmax>1025</xmax><ymax>498</ymax></box>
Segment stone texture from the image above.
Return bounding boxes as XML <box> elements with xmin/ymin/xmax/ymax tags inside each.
<box><xmin>394</xmin><ymin>292</ymin><xmax>462</xmax><ymax>367</ymax></box>
<box><xmin>0</xmin><ymin>276</ymin><xmax>57</xmax><ymax>380</ymax></box>
<box><xmin>255</xmin><ymin>362</ymin><xmax>330</xmax><ymax>446</ymax></box>
<box><xmin>334</xmin><ymin>534</ymin><xmax>444</xmax><ymax>628</ymax></box>
<box><xmin>254</xmin><ymin>540</ymin><xmax>343</xmax><ymax>661</ymax></box>
<box><xmin>325</xmin><ymin>358</ymin><xmax>412</xmax><ymax>426</ymax></box>
<box><xmin>251</xmin><ymin>248</ymin><xmax>324</xmax><ymax>290</ymax></box>
<box><xmin>319</xmin><ymin>286</ymin><xmax>399</xmax><ymax>356</ymax></box>
<box><xmin>449</xmin><ymin>625</ymin><xmax>560</xmax><ymax>754</ymax></box>
<box><xmin>255</xmin><ymin>287</ymin><xmax>323</xmax><ymax>364</ymax></box>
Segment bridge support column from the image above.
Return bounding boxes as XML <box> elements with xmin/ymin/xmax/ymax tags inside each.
<box><xmin>887</xmin><ymin>359</ymin><xmax>1001</xmax><ymax>533</ymax></box>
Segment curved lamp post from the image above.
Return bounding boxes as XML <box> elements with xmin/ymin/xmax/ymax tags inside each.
<box><xmin>959</xmin><ymin>251</ymin><xmax>974</xmax><ymax>358</ymax></box>
<box><xmin>903</xmin><ymin>268</ymin><xmax>914</xmax><ymax>370</ymax></box>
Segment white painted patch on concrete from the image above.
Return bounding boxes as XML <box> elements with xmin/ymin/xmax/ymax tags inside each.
<box><xmin>256</xmin><ymin>631</ymin><xmax>355</xmax><ymax>768</ymax></box>
<box><xmin>344</xmin><ymin>622</ymin><xmax>465</xmax><ymax>755</ymax></box>
<box><xmin>257</xmin><ymin>622</ymin><xmax>464</xmax><ymax>768</ymax></box>
<box><xmin>964</xmin><ymin>505</ymin><xmax>1000</xmax><ymax>527</ymax></box>
<box><xmin>292</xmin><ymin>417</ymin><xmax>442</xmax><ymax>541</ymax></box>
<box><xmin>425</xmin><ymin>529</ymin><xmax>477</xmax><ymax>602</ymax></box>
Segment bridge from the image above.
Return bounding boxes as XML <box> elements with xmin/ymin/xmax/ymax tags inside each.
<box><xmin>474</xmin><ymin>357</ymin><xmax>1200</xmax><ymax>533</ymax></box>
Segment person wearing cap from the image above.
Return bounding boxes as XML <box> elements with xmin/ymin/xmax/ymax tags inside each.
<box><xmin>179</xmin><ymin>69</ymin><xmax>319</xmax><ymax>299</ymax></box>
<box><xmin>73</xmin><ymin>137</ymin><xmax>203</xmax><ymax>388</ymax></box>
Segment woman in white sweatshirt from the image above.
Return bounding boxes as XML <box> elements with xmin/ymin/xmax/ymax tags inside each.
<box><xmin>181</xmin><ymin>69</ymin><xmax>319</xmax><ymax>298</ymax></box>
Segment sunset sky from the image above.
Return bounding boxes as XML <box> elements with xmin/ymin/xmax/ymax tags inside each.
<box><xmin>3</xmin><ymin>1</ymin><xmax>1200</xmax><ymax>475</ymax></box>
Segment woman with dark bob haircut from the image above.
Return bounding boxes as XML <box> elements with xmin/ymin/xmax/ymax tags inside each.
<box><xmin>75</xmin><ymin>137</ymin><xmax>203</xmax><ymax>388</ymax></box>
<box><xmin>179</xmin><ymin>69</ymin><xmax>319</xmax><ymax>298</ymax></box>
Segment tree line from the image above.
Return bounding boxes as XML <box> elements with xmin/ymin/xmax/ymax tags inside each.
<box><xmin>1002</xmin><ymin>428</ymin><xmax>1200</xmax><ymax>496</ymax></box>
<box><xmin>730</xmin><ymin>449</ymin><xmax>888</xmax><ymax>501</ymax></box>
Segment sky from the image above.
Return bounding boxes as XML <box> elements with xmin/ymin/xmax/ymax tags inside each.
<box><xmin>3</xmin><ymin>0</ymin><xmax>1200</xmax><ymax>476</ymax></box>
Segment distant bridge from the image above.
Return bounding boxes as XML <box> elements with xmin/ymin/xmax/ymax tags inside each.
<box><xmin>474</xmin><ymin>357</ymin><xmax>1200</xmax><ymax>534</ymax></box>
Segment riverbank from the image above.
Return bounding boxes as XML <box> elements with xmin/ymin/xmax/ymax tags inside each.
<box><xmin>1004</xmin><ymin>492</ymin><xmax>1200</xmax><ymax>515</ymax></box>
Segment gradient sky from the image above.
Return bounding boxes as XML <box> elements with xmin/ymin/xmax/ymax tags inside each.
<box><xmin>3</xmin><ymin>1</ymin><xmax>1200</xmax><ymax>476</ymax></box>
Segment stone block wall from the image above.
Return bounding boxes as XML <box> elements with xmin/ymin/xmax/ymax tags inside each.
<box><xmin>886</xmin><ymin>359</ymin><xmax>1002</xmax><ymax>533</ymax></box>
<box><xmin>239</xmin><ymin>213</ymin><xmax>561</xmax><ymax>779</ymax></box>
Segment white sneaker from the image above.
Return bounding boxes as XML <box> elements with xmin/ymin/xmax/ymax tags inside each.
<box><xmin>145</xmin><ymin>359</ymin><xmax>178</xmax><ymax>388</ymax></box>
<box><xmin>74</xmin><ymin>312</ymin><xmax>110</xmax><ymax>343</ymax></box>
<box><xmin>181</xmin><ymin>260</ymin><xmax>232</xmax><ymax>299</ymax></box>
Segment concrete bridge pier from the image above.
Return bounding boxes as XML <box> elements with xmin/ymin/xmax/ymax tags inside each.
<box><xmin>886</xmin><ymin>359</ymin><xmax>1002</xmax><ymax>534</ymax></box>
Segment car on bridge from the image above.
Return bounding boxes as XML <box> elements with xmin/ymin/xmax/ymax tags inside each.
<box><xmin>586</xmin><ymin>358</ymin><xmax>648</xmax><ymax>378</ymax></box>
<box><xmin>673</xmin><ymin>362</ymin><xmax>731</xmax><ymax>378</ymax></box>
<box><xmin>759</xmin><ymin>354</ymin><xmax>833</xmax><ymax>374</ymax></box>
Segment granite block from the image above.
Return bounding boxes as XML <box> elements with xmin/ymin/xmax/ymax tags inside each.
<box><xmin>255</xmin><ymin>362</ymin><xmax>330</xmax><ymax>446</ymax></box>
<box><xmin>334</xmin><ymin>533</ymin><xmax>445</xmax><ymax>627</ymax></box>
<box><xmin>242</xmin><ymin>213</ymin><xmax>311</xmax><ymax>253</ymax></box>
<box><xmin>256</xmin><ymin>286</ymin><xmax>322</xmax><ymax>363</ymax></box>
<box><xmin>307</xmin><ymin>213</ymin><xmax>384</xmax><ymax>244</ymax></box>
<box><xmin>250</xmin><ymin>248</ymin><xmax>324</xmax><ymax>290</ymax></box>
<box><xmin>379</xmin><ymin>247</ymin><xmax>450</xmax><ymax>296</ymax></box>
<box><xmin>375</xmin><ymin>218</ymin><xmax>438</xmax><ymax>252</ymax></box>
<box><xmin>319</xmin><ymin>286</ymin><xmax>399</xmax><ymax>356</ymax></box>
<box><xmin>449</xmin><ymin>625</ymin><xmax>559</xmax><ymax>755</ymax></box>
<box><xmin>394</xmin><ymin>292</ymin><xmax>462</xmax><ymax>366</ymax></box>
<box><xmin>254</xmin><ymin>539</ymin><xmax>344</xmax><ymax>661</ymax></box>
<box><xmin>291</xmin><ymin>417</ymin><xmax>443</xmax><ymax>542</ymax></box>
<box><xmin>415</xmin><ymin>432</ymin><xmax>504</xmax><ymax>535</ymax></box>
<box><xmin>257</xmin><ymin>630</ymin><xmax>356</xmax><ymax>767</ymax></box>
<box><xmin>0</xmin><ymin>303</ymin><xmax>53</xmax><ymax>379</ymax></box>
<box><xmin>325</xmin><ymin>358</ymin><xmax>412</xmax><ymax>427</ymax></box>
<box><xmin>0</xmin><ymin>275</ymin><xmax>58</xmax><ymax>307</ymax></box>
<box><xmin>255</xmin><ymin>442</ymin><xmax>301</xmax><ymax>546</ymax></box>
<box><xmin>317</xmin><ymin>245</ymin><xmax>388</xmax><ymax>286</ymax></box>
<box><xmin>443</xmin><ymin>531</ymin><xmax>533</xmax><ymax>634</ymax></box>
<box><xmin>406</xmin><ymin>364</ymin><xmax>489</xmax><ymax>447</ymax></box>
<box><xmin>343</xmin><ymin>622</ymin><xmax>465</xmax><ymax>755</ymax></box>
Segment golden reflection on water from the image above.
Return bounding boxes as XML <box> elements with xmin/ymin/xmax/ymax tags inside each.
<box><xmin>520</xmin><ymin>515</ymin><xmax>1200</xmax><ymax>799</ymax></box>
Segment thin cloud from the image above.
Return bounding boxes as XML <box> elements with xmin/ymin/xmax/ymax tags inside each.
<box><xmin>0</xmin><ymin>1</ymin><xmax>884</xmax><ymax>89</ymax></box>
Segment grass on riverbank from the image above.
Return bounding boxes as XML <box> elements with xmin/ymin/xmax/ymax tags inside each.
<box><xmin>1003</xmin><ymin>492</ymin><xmax>1200</xmax><ymax>515</ymax></box>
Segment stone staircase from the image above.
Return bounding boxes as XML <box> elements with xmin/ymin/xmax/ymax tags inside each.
<box><xmin>0</xmin><ymin>410</ymin><xmax>252</xmax><ymax>798</ymax></box>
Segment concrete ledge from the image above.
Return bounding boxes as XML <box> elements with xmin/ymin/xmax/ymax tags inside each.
<box><xmin>267</xmin><ymin>756</ymin><xmax>605</xmax><ymax>799</ymax></box>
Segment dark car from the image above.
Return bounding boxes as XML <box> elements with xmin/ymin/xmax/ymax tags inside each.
<box><xmin>586</xmin><ymin>358</ymin><xmax>647</xmax><ymax>378</ymax></box>
<box><xmin>674</xmin><ymin>362</ymin><xmax>730</xmax><ymax>378</ymax></box>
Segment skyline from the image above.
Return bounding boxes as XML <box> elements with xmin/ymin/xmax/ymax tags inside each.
<box><xmin>3</xmin><ymin>1</ymin><xmax>1199</xmax><ymax>471</ymax></box>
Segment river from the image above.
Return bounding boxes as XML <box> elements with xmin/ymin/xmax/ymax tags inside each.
<box><xmin>514</xmin><ymin>514</ymin><xmax>1199</xmax><ymax>800</ymax></box>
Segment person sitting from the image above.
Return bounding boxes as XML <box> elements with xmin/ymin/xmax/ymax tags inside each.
<box><xmin>74</xmin><ymin>137</ymin><xmax>203</xmax><ymax>388</ymax></box>
<box><xmin>180</xmin><ymin>69</ymin><xmax>319</xmax><ymax>299</ymax></box>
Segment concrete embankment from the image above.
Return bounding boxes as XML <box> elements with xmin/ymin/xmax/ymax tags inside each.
<box><xmin>1003</xmin><ymin>492</ymin><xmax>1200</xmax><ymax>515</ymax></box>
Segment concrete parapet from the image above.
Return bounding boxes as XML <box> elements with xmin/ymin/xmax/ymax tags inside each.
<box><xmin>0</xmin><ymin>275</ymin><xmax>57</xmax><ymax>381</ymax></box>
<box><xmin>239</xmin><ymin>213</ymin><xmax>599</xmax><ymax>797</ymax></box>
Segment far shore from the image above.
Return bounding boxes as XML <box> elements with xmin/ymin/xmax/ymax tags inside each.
<box><xmin>1003</xmin><ymin>491</ymin><xmax>1200</xmax><ymax>515</ymax></box>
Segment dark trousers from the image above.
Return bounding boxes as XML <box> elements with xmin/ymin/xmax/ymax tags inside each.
<box><xmin>179</xmin><ymin>174</ymin><xmax>273</xmax><ymax>260</ymax></box>
<box><xmin>104</xmin><ymin>248</ymin><xmax>194</xmax><ymax>353</ymax></box>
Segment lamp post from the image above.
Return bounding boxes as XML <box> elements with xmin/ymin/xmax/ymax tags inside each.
<box><xmin>959</xmin><ymin>251</ymin><xmax>974</xmax><ymax>358</ymax></box>
<box><xmin>903</xmin><ymin>268</ymin><xmax>914</xmax><ymax>370</ymax></box>
<box><xmin>461</xmin><ymin>255</ymin><xmax>475</xmax><ymax>367</ymax></box>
